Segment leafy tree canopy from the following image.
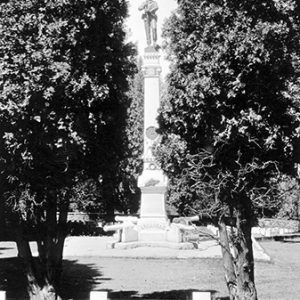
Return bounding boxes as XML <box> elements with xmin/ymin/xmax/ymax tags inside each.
<box><xmin>0</xmin><ymin>0</ymin><xmax>136</xmax><ymax>297</ymax></box>
<box><xmin>158</xmin><ymin>0</ymin><xmax>300</xmax><ymax>216</ymax></box>
<box><xmin>0</xmin><ymin>0</ymin><xmax>136</xmax><ymax>194</ymax></box>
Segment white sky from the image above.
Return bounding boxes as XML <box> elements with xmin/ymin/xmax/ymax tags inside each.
<box><xmin>126</xmin><ymin>0</ymin><xmax>178</xmax><ymax>79</ymax></box>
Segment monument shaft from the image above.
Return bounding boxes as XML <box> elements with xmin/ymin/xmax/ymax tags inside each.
<box><xmin>138</xmin><ymin>48</ymin><xmax>168</xmax><ymax>229</ymax></box>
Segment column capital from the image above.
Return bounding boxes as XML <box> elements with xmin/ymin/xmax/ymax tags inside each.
<box><xmin>142</xmin><ymin>65</ymin><xmax>162</xmax><ymax>77</ymax></box>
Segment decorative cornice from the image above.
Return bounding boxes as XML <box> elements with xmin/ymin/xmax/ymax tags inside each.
<box><xmin>139</xmin><ymin>186</ymin><xmax>168</xmax><ymax>194</ymax></box>
<box><xmin>142</xmin><ymin>66</ymin><xmax>162</xmax><ymax>77</ymax></box>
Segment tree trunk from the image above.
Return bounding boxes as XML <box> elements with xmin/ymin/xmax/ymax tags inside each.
<box><xmin>15</xmin><ymin>228</ymin><xmax>62</xmax><ymax>299</ymax></box>
<box><xmin>232</xmin><ymin>203</ymin><xmax>258</xmax><ymax>300</ymax></box>
<box><xmin>102</xmin><ymin>176</ymin><xmax>115</xmax><ymax>222</ymax></box>
<box><xmin>0</xmin><ymin>195</ymin><xmax>5</xmax><ymax>240</ymax></box>
<box><xmin>217</xmin><ymin>195</ymin><xmax>258</xmax><ymax>300</ymax></box>
<box><xmin>15</xmin><ymin>191</ymin><xmax>69</xmax><ymax>300</ymax></box>
<box><xmin>28</xmin><ymin>282</ymin><xmax>62</xmax><ymax>300</ymax></box>
<box><xmin>218</xmin><ymin>219</ymin><xmax>237</xmax><ymax>299</ymax></box>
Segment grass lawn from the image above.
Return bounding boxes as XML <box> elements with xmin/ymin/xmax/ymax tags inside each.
<box><xmin>0</xmin><ymin>239</ymin><xmax>299</xmax><ymax>299</ymax></box>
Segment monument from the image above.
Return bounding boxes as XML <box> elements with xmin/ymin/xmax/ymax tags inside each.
<box><xmin>138</xmin><ymin>0</ymin><xmax>158</xmax><ymax>48</ymax></box>
<box><xmin>104</xmin><ymin>1</ymin><xmax>196</xmax><ymax>249</ymax></box>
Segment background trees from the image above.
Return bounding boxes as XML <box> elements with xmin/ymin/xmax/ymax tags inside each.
<box><xmin>117</xmin><ymin>59</ymin><xmax>144</xmax><ymax>214</ymax></box>
<box><xmin>69</xmin><ymin>59</ymin><xmax>144</xmax><ymax>221</ymax></box>
<box><xmin>157</xmin><ymin>0</ymin><xmax>300</xmax><ymax>299</ymax></box>
<box><xmin>0</xmin><ymin>0</ymin><xmax>135</xmax><ymax>298</ymax></box>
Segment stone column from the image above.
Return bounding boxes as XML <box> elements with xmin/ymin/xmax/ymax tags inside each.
<box><xmin>137</xmin><ymin>47</ymin><xmax>169</xmax><ymax>241</ymax></box>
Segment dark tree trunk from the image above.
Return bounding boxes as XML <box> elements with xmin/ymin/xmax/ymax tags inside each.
<box><xmin>0</xmin><ymin>194</ymin><xmax>5</xmax><ymax>240</ymax></box>
<box><xmin>26</xmin><ymin>263</ymin><xmax>62</xmax><ymax>300</ymax></box>
<box><xmin>233</xmin><ymin>204</ymin><xmax>258</xmax><ymax>300</ymax></box>
<box><xmin>102</xmin><ymin>176</ymin><xmax>115</xmax><ymax>222</ymax></box>
<box><xmin>16</xmin><ymin>228</ymin><xmax>62</xmax><ymax>300</ymax></box>
<box><xmin>15</xmin><ymin>192</ymin><xmax>68</xmax><ymax>300</ymax></box>
<box><xmin>292</xmin><ymin>197</ymin><xmax>299</xmax><ymax>219</ymax></box>
<box><xmin>218</xmin><ymin>219</ymin><xmax>238</xmax><ymax>299</ymax></box>
<box><xmin>217</xmin><ymin>196</ymin><xmax>258</xmax><ymax>300</ymax></box>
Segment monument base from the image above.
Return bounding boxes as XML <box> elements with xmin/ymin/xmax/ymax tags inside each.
<box><xmin>104</xmin><ymin>215</ymin><xmax>197</xmax><ymax>250</ymax></box>
<box><xmin>110</xmin><ymin>241</ymin><xmax>195</xmax><ymax>250</ymax></box>
<box><xmin>103</xmin><ymin>169</ymin><xmax>197</xmax><ymax>249</ymax></box>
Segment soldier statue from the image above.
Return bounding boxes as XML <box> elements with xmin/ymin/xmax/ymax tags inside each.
<box><xmin>139</xmin><ymin>0</ymin><xmax>158</xmax><ymax>47</ymax></box>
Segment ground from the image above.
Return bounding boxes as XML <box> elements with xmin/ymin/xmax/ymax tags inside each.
<box><xmin>0</xmin><ymin>238</ymin><xmax>299</xmax><ymax>299</ymax></box>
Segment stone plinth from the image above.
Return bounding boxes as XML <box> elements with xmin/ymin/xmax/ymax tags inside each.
<box><xmin>138</xmin><ymin>216</ymin><xmax>168</xmax><ymax>242</ymax></box>
<box><xmin>138</xmin><ymin>171</ymin><xmax>168</xmax><ymax>219</ymax></box>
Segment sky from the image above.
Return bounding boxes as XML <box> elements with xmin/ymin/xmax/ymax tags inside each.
<box><xmin>125</xmin><ymin>0</ymin><xmax>178</xmax><ymax>78</ymax></box>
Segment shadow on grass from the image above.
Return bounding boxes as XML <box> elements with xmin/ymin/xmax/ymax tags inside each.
<box><xmin>0</xmin><ymin>257</ymin><xmax>27</xmax><ymax>298</ymax></box>
<box><xmin>60</xmin><ymin>259</ymin><xmax>110</xmax><ymax>299</ymax></box>
<box><xmin>0</xmin><ymin>257</ymin><xmax>109</xmax><ymax>299</ymax></box>
<box><xmin>108</xmin><ymin>289</ymin><xmax>229</xmax><ymax>300</ymax></box>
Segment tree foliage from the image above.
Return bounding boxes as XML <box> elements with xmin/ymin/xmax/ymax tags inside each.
<box><xmin>69</xmin><ymin>178</ymin><xmax>103</xmax><ymax>214</ymax></box>
<box><xmin>159</xmin><ymin>0</ymin><xmax>300</xmax><ymax>214</ymax></box>
<box><xmin>275</xmin><ymin>175</ymin><xmax>300</xmax><ymax>218</ymax></box>
<box><xmin>117</xmin><ymin>58</ymin><xmax>144</xmax><ymax>214</ymax></box>
<box><xmin>157</xmin><ymin>0</ymin><xmax>300</xmax><ymax>299</ymax></box>
<box><xmin>68</xmin><ymin>57</ymin><xmax>144</xmax><ymax>219</ymax></box>
<box><xmin>0</xmin><ymin>0</ymin><xmax>135</xmax><ymax>298</ymax></box>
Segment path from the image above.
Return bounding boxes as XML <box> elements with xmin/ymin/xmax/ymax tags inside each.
<box><xmin>0</xmin><ymin>236</ymin><xmax>270</xmax><ymax>261</ymax></box>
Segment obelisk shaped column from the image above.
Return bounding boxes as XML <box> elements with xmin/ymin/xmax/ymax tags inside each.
<box><xmin>138</xmin><ymin>47</ymin><xmax>168</xmax><ymax>233</ymax></box>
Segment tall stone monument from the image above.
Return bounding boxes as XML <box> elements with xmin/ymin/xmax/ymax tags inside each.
<box><xmin>104</xmin><ymin>1</ymin><xmax>195</xmax><ymax>249</ymax></box>
<box><xmin>138</xmin><ymin>0</ymin><xmax>169</xmax><ymax>242</ymax></box>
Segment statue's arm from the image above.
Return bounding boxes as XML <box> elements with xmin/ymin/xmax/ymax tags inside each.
<box><xmin>138</xmin><ymin>1</ymin><xmax>147</xmax><ymax>11</ymax></box>
<box><xmin>149</xmin><ymin>1</ymin><xmax>158</xmax><ymax>13</ymax></box>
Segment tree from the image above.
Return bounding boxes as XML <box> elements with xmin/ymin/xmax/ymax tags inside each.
<box><xmin>117</xmin><ymin>57</ymin><xmax>144</xmax><ymax>214</ymax></box>
<box><xmin>275</xmin><ymin>175</ymin><xmax>300</xmax><ymax>219</ymax></box>
<box><xmin>157</xmin><ymin>1</ymin><xmax>300</xmax><ymax>299</ymax></box>
<box><xmin>84</xmin><ymin>56</ymin><xmax>144</xmax><ymax>220</ymax></box>
<box><xmin>68</xmin><ymin>57</ymin><xmax>143</xmax><ymax>219</ymax></box>
<box><xmin>0</xmin><ymin>0</ymin><xmax>135</xmax><ymax>298</ymax></box>
<box><xmin>0</xmin><ymin>194</ymin><xmax>5</xmax><ymax>240</ymax></box>
<box><xmin>69</xmin><ymin>177</ymin><xmax>104</xmax><ymax>215</ymax></box>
